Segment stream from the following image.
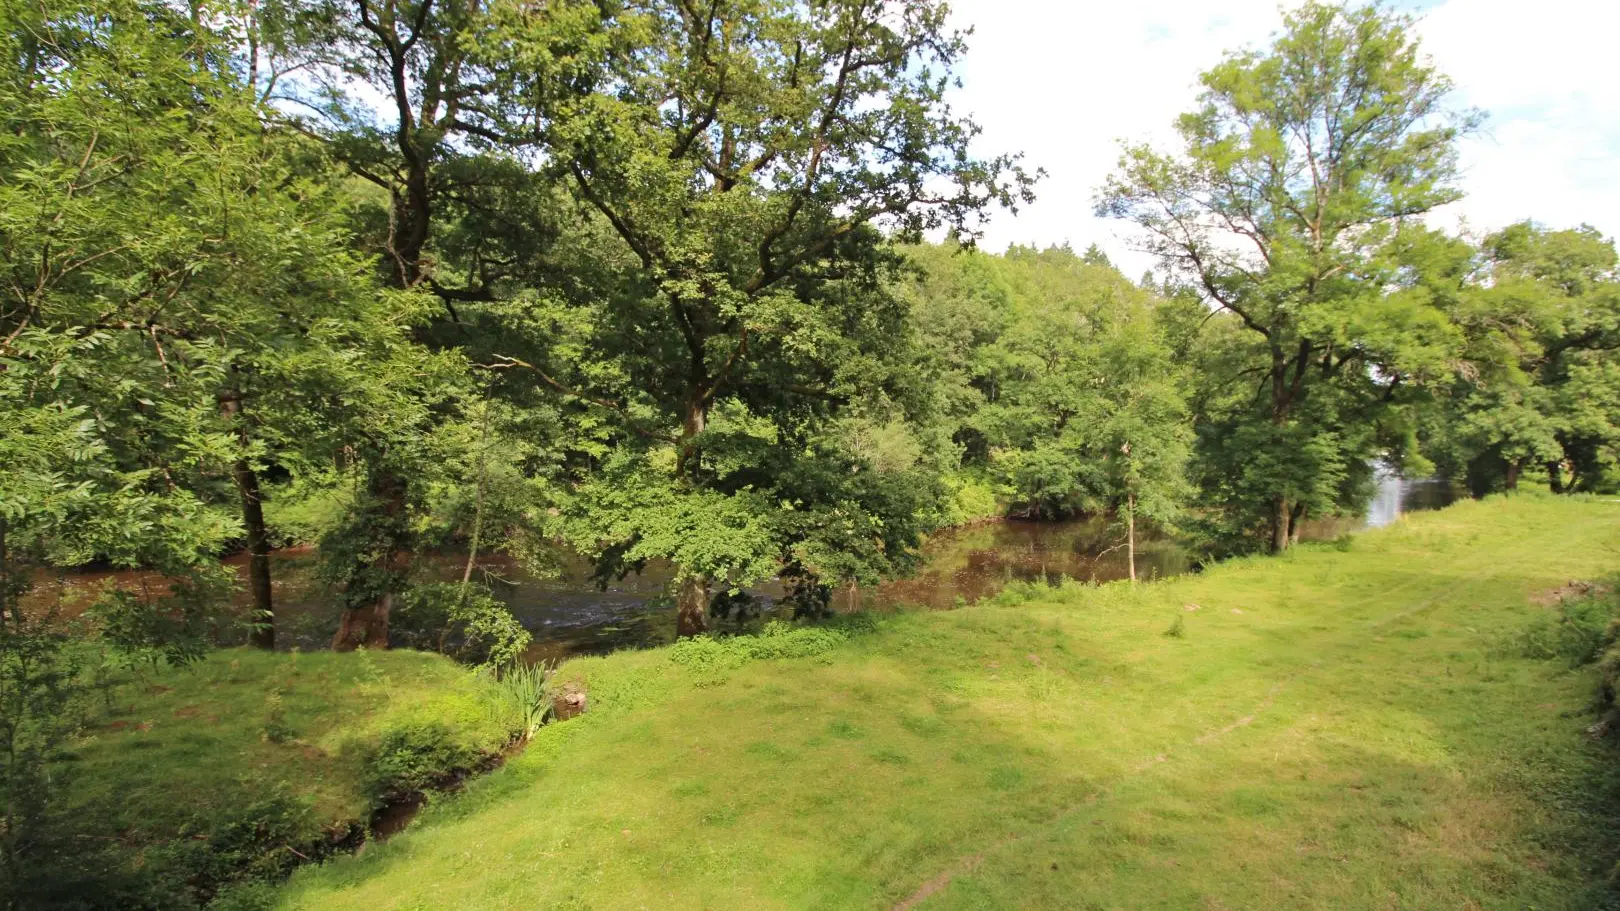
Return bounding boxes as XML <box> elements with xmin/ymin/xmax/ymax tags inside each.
<box><xmin>31</xmin><ymin>473</ymin><xmax>1460</xmax><ymax>662</ymax></box>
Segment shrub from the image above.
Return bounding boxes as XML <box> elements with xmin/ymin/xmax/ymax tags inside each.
<box><xmin>1519</xmin><ymin>594</ymin><xmax>1617</xmax><ymax>667</ymax></box>
<box><xmin>141</xmin><ymin>791</ymin><xmax>319</xmax><ymax>904</ymax></box>
<box><xmin>666</xmin><ymin>617</ymin><xmax>870</xmax><ymax>686</ymax></box>
<box><xmin>392</xmin><ymin>582</ymin><xmax>532</xmax><ymax>668</ymax></box>
<box><xmin>942</xmin><ymin>474</ymin><xmax>1003</xmax><ymax>526</ymax></box>
<box><xmin>360</xmin><ymin>722</ymin><xmax>479</xmax><ymax>809</ymax></box>
<box><xmin>88</xmin><ymin>571</ymin><xmax>230</xmax><ymax>670</ymax></box>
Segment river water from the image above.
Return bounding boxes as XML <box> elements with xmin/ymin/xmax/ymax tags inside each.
<box><xmin>30</xmin><ymin>474</ymin><xmax>1460</xmax><ymax>661</ymax></box>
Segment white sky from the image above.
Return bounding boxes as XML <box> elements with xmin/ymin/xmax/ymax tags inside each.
<box><xmin>945</xmin><ymin>0</ymin><xmax>1620</xmax><ymax>276</ymax></box>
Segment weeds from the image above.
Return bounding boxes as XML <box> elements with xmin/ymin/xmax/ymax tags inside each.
<box><xmin>1163</xmin><ymin>615</ymin><xmax>1186</xmax><ymax>638</ymax></box>
<box><xmin>1517</xmin><ymin>592</ymin><xmax>1617</xmax><ymax>667</ymax></box>
<box><xmin>486</xmin><ymin>661</ymin><xmax>555</xmax><ymax>740</ymax></box>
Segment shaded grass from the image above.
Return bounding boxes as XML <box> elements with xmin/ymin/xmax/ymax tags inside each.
<box><xmin>64</xmin><ymin>648</ymin><xmax>515</xmax><ymax>876</ymax></box>
<box><xmin>270</xmin><ymin>494</ymin><xmax>1620</xmax><ymax>910</ymax></box>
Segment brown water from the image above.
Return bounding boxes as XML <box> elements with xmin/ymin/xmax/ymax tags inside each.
<box><xmin>30</xmin><ymin>474</ymin><xmax>1460</xmax><ymax>661</ymax></box>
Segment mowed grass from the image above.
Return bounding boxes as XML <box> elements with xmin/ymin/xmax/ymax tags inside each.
<box><xmin>68</xmin><ymin>648</ymin><xmax>514</xmax><ymax>846</ymax></box>
<box><xmin>271</xmin><ymin>494</ymin><xmax>1620</xmax><ymax>910</ymax></box>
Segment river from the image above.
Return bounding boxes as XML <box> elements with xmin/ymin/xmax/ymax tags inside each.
<box><xmin>29</xmin><ymin>473</ymin><xmax>1460</xmax><ymax>662</ymax></box>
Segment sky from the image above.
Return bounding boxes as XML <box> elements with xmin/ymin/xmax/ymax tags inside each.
<box><xmin>944</xmin><ymin>0</ymin><xmax>1620</xmax><ymax>276</ymax></box>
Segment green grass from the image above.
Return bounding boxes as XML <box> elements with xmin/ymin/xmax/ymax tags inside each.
<box><xmin>65</xmin><ymin>648</ymin><xmax>515</xmax><ymax>868</ymax></box>
<box><xmin>265</xmin><ymin>494</ymin><xmax>1620</xmax><ymax>910</ymax></box>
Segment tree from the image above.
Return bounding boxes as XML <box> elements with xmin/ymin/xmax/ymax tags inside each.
<box><xmin>1097</xmin><ymin>1</ymin><xmax>1475</xmax><ymax>551</ymax></box>
<box><xmin>1433</xmin><ymin>222</ymin><xmax>1620</xmax><ymax>493</ymax></box>
<box><xmin>249</xmin><ymin>0</ymin><xmax>605</xmax><ymax>649</ymax></box>
<box><xmin>899</xmin><ymin>243</ymin><xmax>1191</xmax><ymax>574</ymax></box>
<box><xmin>484</xmin><ymin>0</ymin><xmax>1034</xmax><ymax>635</ymax></box>
<box><xmin>1</xmin><ymin>0</ymin><xmax>467</xmax><ymax>656</ymax></box>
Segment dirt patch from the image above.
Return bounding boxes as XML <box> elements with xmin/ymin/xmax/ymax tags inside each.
<box><xmin>1531</xmin><ymin>580</ymin><xmax>1610</xmax><ymax>608</ymax></box>
<box><xmin>893</xmin><ymin>854</ymin><xmax>985</xmax><ymax>911</ymax></box>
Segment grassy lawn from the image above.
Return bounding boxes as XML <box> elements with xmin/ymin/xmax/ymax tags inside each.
<box><xmin>265</xmin><ymin>494</ymin><xmax>1620</xmax><ymax>911</ymax></box>
<box><xmin>62</xmin><ymin>648</ymin><xmax>516</xmax><ymax>901</ymax></box>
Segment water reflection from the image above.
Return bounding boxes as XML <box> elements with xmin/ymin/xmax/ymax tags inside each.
<box><xmin>31</xmin><ymin>473</ymin><xmax>1462</xmax><ymax>661</ymax></box>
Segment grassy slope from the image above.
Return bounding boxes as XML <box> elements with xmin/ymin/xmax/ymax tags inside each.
<box><xmin>273</xmin><ymin>495</ymin><xmax>1620</xmax><ymax>910</ymax></box>
<box><xmin>68</xmin><ymin>648</ymin><xmax>513</xmax><ymax>847</ymax></box>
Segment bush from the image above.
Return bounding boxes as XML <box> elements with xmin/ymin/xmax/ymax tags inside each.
<box><xmin>667</xmin><ymin>618</ymin><xmax>871</xmax><ymax>686</ymax></box>
<box><xmin>391</xmin><ymin>582</ymin><xmax>532</xmax><ymax>668</ymax></box>
<box><xmin>1164</xmin><ymin>615</ymin><xmax>1186</xmax><ymax>639</ymax></box>
<box><xmin>89</xmin><ymin>570</ymin><xmax>231</xmax><ymax>670</ymax></box>
<box><xmin>360</xmin><ymin>722</ymin><xmax>479</xmax><ymax>808</ymax></box>
<box><xmin>1519</xmin><ymin>594</ymin><xmax>1617</xmax><ymax>667</ymax></box>
<box><xmin>941</xmin><ymin>473</ymin><xmax>1003</xmax><ymax>526</ymax></box>
<box><xmin>141</xmin><ymin>791</ymin><xmax>319</xmax><ymax>905</ymax></box>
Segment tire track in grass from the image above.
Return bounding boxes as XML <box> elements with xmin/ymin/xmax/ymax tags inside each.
<box><xmin>890</xmin><ymin>679</ymin><xmax>1292</xmax><ymax>910</ymax></box>
<box><xmin>890</xmin><ymin>515</ymin><xmax>1563</xmax><ymax>910</ymax></box>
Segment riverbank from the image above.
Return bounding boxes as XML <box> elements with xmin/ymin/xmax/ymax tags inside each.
<box><xmin>49</xmin><ymin>649</ymin><xmax>521</xmax><ymax>907</ymax></box>
<box><xmin>29</xmin><ymin>473</ymin><xmax>1460</xmax><ymax>664</ymax></box>
<box><xmin>249</xmin><ymin>492</ymin><xmax>1620</xmax><ymax>910</ymax></box>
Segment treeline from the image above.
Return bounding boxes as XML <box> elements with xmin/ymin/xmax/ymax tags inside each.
<box><xmin>4</xmin><ymin>2</ymin><xmax>1620</xmax><ymax>677</ymax></box>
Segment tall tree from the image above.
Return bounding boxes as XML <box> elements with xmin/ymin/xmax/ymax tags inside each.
<box><xmin>251</xmin><ymin>0</ymin><xmax>601</xmax><ymax>648</ymax></box>
<box><xmin>1098</xmin><ymin>1</ymin><xmax>1474</xmax><ymax>551</ymax></box>
<box><xmin>487</xmin><ymin>0</ymin><xmax>1034</xmax><ymax>635</ymax></box>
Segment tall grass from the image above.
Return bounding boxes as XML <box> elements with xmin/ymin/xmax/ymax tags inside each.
<box><xmin>485</xmin><ymin>661</ymin><xmax>554</xmax><ymax>740</ymax></box>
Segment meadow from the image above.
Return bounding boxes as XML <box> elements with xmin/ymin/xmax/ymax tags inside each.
<box><xmin>236</xmin><ymin>494</ymin><xmax>1620</xmax><ymax>910</ymax></box>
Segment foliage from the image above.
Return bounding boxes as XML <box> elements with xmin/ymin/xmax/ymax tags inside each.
<box><xmin>1098</xmin><ymin>1</ymin><xmax>1479</xmax><ymax>552</ymax></box>
<box><xmin>359</xmin><ymin>721</ymin><xmax>479</xmax><ymax>809</ymax></box>
<box><xmin>464</xmin><ymin>0</ymin><xmax>1036</xmax><ymax>634</ymax></box>
<box><xmin>88</xmin><ymin>573</ymin><xmax>233</xmax><ymax>670</ymax></box>
<box><xmin>484</xmin><ymin>661</ymin><xmax>555</xmax><ymax>741</ymax></box>
<box><xmin>1427</xmin><ymin>223</ymin><xmax>1620</xmax><ymax>495</ymax></box>
<box><xmin>392</xmin><ymin>582</ymin><xmax>533</xmax><ymax>668</ymax></box>
<box><xmin>0</xmin><ymin>615</ymin><xmax>87</xmax><ymax>906</ymax></box>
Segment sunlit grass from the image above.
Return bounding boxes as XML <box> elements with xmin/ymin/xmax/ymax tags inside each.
<box><xmin>269</xmin><ymin>494</ymin><xmax>1620</xmax><ymax>910</ymax></box>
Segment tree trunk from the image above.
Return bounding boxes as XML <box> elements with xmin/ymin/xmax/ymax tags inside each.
<box><xmin>1504</xmin><ymin>460</ymin><xmax>1522</xmax><ymax>491</ymax></box>
<box><xmin>1126</xmin><ymin>493</ymin><xmax>1136</xmax><ymax>583</ymax></box>
<box><xmin>675</xmin><ymin>575</ymin><xmax>708</xmax><ymax>638</ymax></box>
<box><xmin>459</xmin><ymin>397</ymin><xmax>491</xmax><ymax>603</ymax></box>
<box><xmin>1288</xmin><ymin>502</ymin><xmax>1305</xmax><ymax>547</ymax></box>
<box><xmin>670</xmin><ymin>394</ymin><xmax>711</xmax><ymax>637</ymax></box>
<box><xmin>332</xmin><ymin>469</ymin><xmax>409</xmax><ymax>651</ymax></box>
<box><xmin>678</xmin><ymin>394</ymin><xmax>706</xmax><ymax>480</ymax></box>
<box><xmin>331</xmin><ymin>593</ymin><xmax>395</xmax><ymax>651</ymax></box>
<box><xmin>1547</xmin><ymin>460</ymin><xmax>1565</xmax><ymax>494</ymax></box>
<box><xmin>234</xmin><ymin>459</ymin><xmax>274</xmax><ymax>650</ymax></box>
<box><xmin>1270</xmin><ymin>496</ymin><xmax>1291</xmax><ymax>553</ymax></box>
<box><xmin>220</xmin><ymin>394</ymin><xmax>274</xmax><ymax>649</ymax></box>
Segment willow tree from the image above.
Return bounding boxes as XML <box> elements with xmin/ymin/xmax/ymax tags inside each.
<box><xmin>490</xmin><ymin>0</ymin><xmax>1033</xmax><ymax>635</ymax></box>
<box><xmin>1098</xmin><ymin>1</ymin><xmax>1475</xmax><ymax>551</ymax></box>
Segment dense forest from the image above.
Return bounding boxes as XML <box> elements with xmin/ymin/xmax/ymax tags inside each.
<box><xmin>3</xmin><ymin>0</ymin><xmax>1619</xmax><ymax>904</ymax></box>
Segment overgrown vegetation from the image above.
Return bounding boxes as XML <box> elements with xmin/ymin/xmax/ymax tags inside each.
<box><xmin>2</xmin><ymin>648</ymin><xmax>521</xmax><ymax>909</ymax></box>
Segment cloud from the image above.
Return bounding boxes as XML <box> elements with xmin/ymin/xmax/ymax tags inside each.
<box><xmin>945</xmin><ymin>0</ymin><xmax>1620</xmax><ymax>275</ymax></box>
